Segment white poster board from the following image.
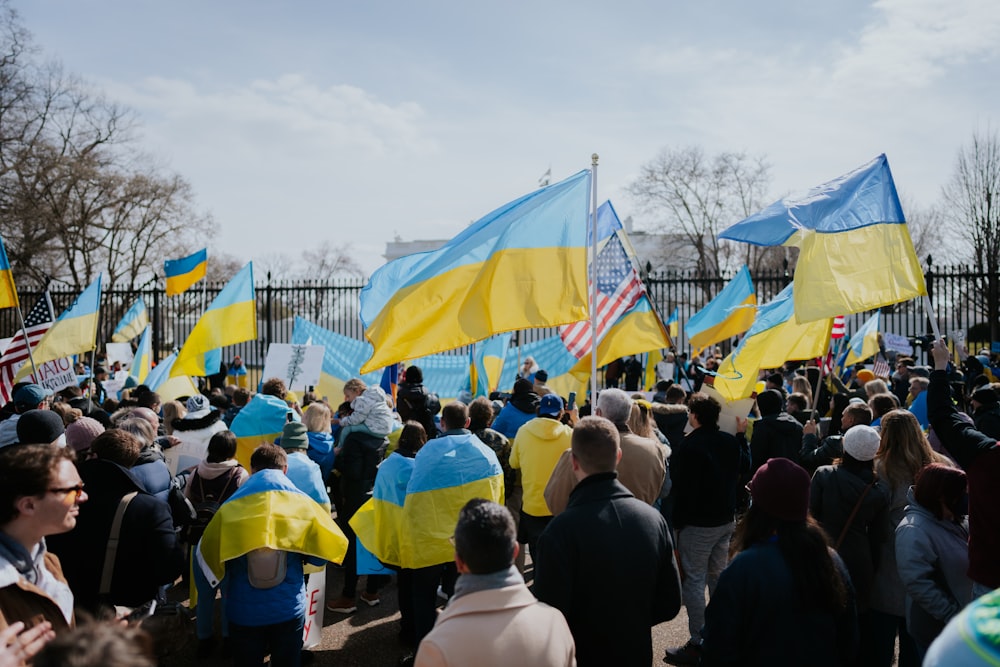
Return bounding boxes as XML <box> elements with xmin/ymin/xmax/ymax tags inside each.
<box><xmin>21</xmin><ymin>357</ymin><xmax>78</xmax><ymax>394</ymax></box>
<box><xmin>702</xmin><ymin>383</ymin><xmax>756</xmax><ymax>436</ymax></box>
<box><xmin>261</xmin><ymin>344</ymin><xmax>325</xmax><ymax>392</ymax></box>
<box><xmin>302</xmin><ymin>567</ymin><xmax>327</xmax><ymax>649</ymax></box>
<box><xmin>883</xmin><ymin>332</ymin><xmax>913</xmax><ymax>356</ymax></box>
<box><xmin>105</xmin><ymin>342</ymin><xmax>134</xmax><ymax>368</ymax></box>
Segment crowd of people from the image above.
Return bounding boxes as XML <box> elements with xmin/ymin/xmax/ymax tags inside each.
<box><xmin>0</xmin><ymin>337</ymin><xmax>997</xmax><ymax>666</ymax></box>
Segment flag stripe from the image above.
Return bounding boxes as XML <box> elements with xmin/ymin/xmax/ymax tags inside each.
<box><xmin>0</xmin><ymin>295</ymin><xmax>54</xmax><ymax>401</ymax></box>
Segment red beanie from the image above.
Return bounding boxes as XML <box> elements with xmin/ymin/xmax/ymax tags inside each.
<box><xmin>747</xmin><ymin>457</ymin><xmax>811</xmax><ymax>522</ymax></box>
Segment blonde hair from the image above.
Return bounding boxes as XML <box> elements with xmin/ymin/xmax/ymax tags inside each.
<box><xmin>162</xmin><ymin>400</ymin><xmax>186</xmax><ymax>435</ymax></box>
<box><xmin>791</xmin><ymin>376</ymin><xmax>812</xmax><ymax>398</ymax></box>
<box><xmin>627</xmin><ymin>401</ymin><xmax>656</xmax><ymax>440</ymax></box>
<box><xmin>864</xmin><ymin>379</ymin><xmax>890</xmax><ymax>399</ymax></box>
<box><xmin>344</xmin><ymin>378</ymin><xmax>367</xmax><ymax>395</ymax></box>
<box><xmin>877</xmin><ymin>409</ymin><xmax>948</xmax><ymax>489</ymax></box>
<box><xmin>303</xmin><ymin>402</ymin><xmax>332</xmax><ymax>433</ymax></box>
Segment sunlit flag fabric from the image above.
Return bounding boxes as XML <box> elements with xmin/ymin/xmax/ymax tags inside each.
<box><xmin>0</xmin><ymin>236</ymin><xmax>19</xmax><ymax>309</ymax></box>
<box><xmin>195</xmin><ymin>468</ymin><xmax>347</xmax><ymax>588</ymax></box>
<box><xmin>686</xmin><ymin>266</ymin><xmax>757</xmax><ymax>351</ymax></box>
<box><xmin>229</xmin><ymin>394</ymin><xmax>299</xmax><ymax>469</ymax></box>
<box><xmin>666</xmin><ymin>307</ymin><xmax>679</xmax><ymax>341</ymax></box>
<box><xmin>720</xmin><ymin>154</ymin><xmax>926</xmax><ymax>323</ymax></box>
<box><xmin>111</xmin><ymin>297</ymin><xmax>149</xmax><ymax>343</ymax></box>
<box><xmin>171</xmin><ymin>263</ymin><xmax>256</xmax><ymax>378</ymax></box>
<box><xmin>14</xmin><ymin>277</ymin><xmax>101</xmax><ymax>382</ymax></box>
<box><xmin>843</xmin><ymin>312</ymin><xmax>881</xmax><ymax>367</ymax></box>
<box><xmin>831</xmin><ymin>315</ymin><xmax>846</xmax><ymax>339</ymax></box>
<box><xmin>143</xmin><ymin>351</ymin><xmax>199</xmax><ymax>403</ymax></box>
<box><xmin>359</xmin><ymin>170</ymin><xmax>591</xmax><ymax>373</ymax></box>
<box><xmin>0</xmin><ymin>294</ymin><xmax>53</xmax><ymax>402</ymax></box>
<box><xmin>164</xmin><ymin>248</ymin><xmax>208</xmax><ymax>297</ymax></box>
<box><xmin>129</xmin><ymin>325</ymin><xmax>152</xmax><ymax>384</ymax></box>
<box><xmin>470</xmin><ymin>333</ymin><xmax>512</xmax><ymax>397</ymax></box>
<box><xmin>560</xmin><ymin>231</ymin><xmax>645</xmax><ymax>359</ymax></box>
<box><xmin>712</xmin><ymin>283</ymin><xmax>832</xmax><ymax>402</ymax></box>
<box><xmin>570</xmin><ymin>294</ymin><xmax>672</xmax><ymax>379</ymax></box>
<box><xmin>350</xmin><ymin>452</ymin><xmax>415</xmax><ymax>572</ymax></box>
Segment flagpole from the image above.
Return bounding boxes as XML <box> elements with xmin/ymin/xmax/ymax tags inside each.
<box><xmin>14</xmin><ymin>304</ymin><xmax>39</xmax><ymax>378</ymax></box>
<box><xmin>810</xmin><ymin>334</ymin><xmax>833</xmax><ymax>423</ymax></box>
<box><xmin>589</xmin><ymin>153</ymin><xmax>599</xmax><ymax>406</ymax></box>
<box><xmin>922</xmin><ymin>294</ymin><xmax>942</xmax><ymax>342</ymax></box>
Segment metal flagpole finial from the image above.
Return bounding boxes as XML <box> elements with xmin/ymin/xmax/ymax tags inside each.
<box><xmin>591</xmin><ymin>153</ymin><xmax>599</xmax><ymax>166</ymax></box>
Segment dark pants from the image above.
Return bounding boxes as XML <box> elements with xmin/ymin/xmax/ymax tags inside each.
<box><xmin>339</xmin><ymin>512</ymin><xmax>388</xmax><ymax>598</ymax></box>
<box><xmin>517</xmin><ymin>512</ymin><xmax>552</xmax><ymax>565</ymax></box>
<box><xmin>406</xmin><ymin>563</ymin><xmax>446</xmax><ymax>643</ymax></box>
<box><xmin>865</xmin><ymin>609</ymin><xmax>920</xmax><ymax>667</ymax></box>
<box><xmin>229</xmin><ymin>616</ymin><xmax>304</xmax><ymax>667</ymax></box>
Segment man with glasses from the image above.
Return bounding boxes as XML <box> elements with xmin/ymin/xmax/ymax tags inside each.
<box><xmin>0</xmin><ymin>443</ymin><xmax>83</xmax><ymax>656</ymax></box>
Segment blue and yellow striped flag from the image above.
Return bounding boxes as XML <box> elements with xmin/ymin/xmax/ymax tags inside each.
<box><xmin>843</xmin><ymin>312</ymin><xmax>881</xmax><ymax>367</ymax></box>
<box><xmin>111</xmin><ymin>297</ymin><xmax>149</xmax><ymax>342</ymax></box>
<box><xmin>164</xmin><ymin>248</ymin><xmax>208</xmax><ymax>297</ymax></box>
<box><xmin>0</xmin><ymin>236</ymin><xmax>19</xmax><ymax>309</ymax></box>
<box><xmin>686</xmin><ymin>266</ymin><xmax>756</xmax><ymax>351</ymax></box>
<box><xmin>171</xmin><ymin>263</ymin><xmax>256</xmax><ymax>378</ymax></box>
<box><xmin>129</xmin><ymin>325</ymin><xmax>152</xmax><ymax>384</ymax></box>
<box><xmin>15</xmin><ymin>277</ymin><xmax>101</xmax><ymax>381</ymax></box>
<box><xmin>359</xmin><ymin>170</ymin><xmax>591</xmax><ymax>373</ymax></box>
<box><xmin>229</xmin><ymin>394</ymin><xmax>298</xmax><ymax>469</ymax></box>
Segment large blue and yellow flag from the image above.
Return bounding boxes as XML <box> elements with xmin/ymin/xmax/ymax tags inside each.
<box><xmin>713</xmin><ymin>283</ymin><xmax>833</xmax><ymax>402</ymax></box>
<box><xmin>0</xmin><ymin>236</ymin><xmax>19</xmax><ymax>309</ymax></box>
<box><xmin>195</xmin><ymin>469</ymin><xmax>348</xmax><ymax>588</ymax></box>
<box><xmin>359</xmin><ymin>170</ymin><xmax>591</xmax><ymax>372</ymax></box>
<box><xmin>686</xmin><ymin>266</ymin><xmax>757</xmax><ymax>351</ymax></box>
<box><xmin>720</xmin><ymin>154</ymin><xmax>925</xmax><ymax>324</ymax></box>
<box><xmin>129</xmin><ymin>325</ymin><xmax>152</xmax><ymax>384</ymax></box>
<box><xmin>470</xmin><ymin>333</ymin><xmax>512</xmax><ymax>397</ymax></box>
<box><xmin>111</xmin><ymin>297</ymin><xmax>149</xmax><ymax>343</ymax></box>
<box><xmin>229</xmin><ymin>394</ymin><xmax>299</xmax><ymax>469</ymax></box>
<box><xmin>843</xmin><ymin>312</ymin><xmax>881</xmax><ymax>367</ymax></box>
<box><xmin>353</xmin><ymin>433</ymin><xmax>503</xmax><ymax>570</ymax></box>
<box><xmin>171</xmin><ymin>263</ymin><xmax>256</xmax><ymax>378</ymax></box>
<box><xmin>164</xmin><ymin>248</ymin><xmax>207</xmax><ymax>297</ymax></box>
<box><xmin>15</xmin><ymin>277</ymin><xmax>101</xmax><ymax>381</ymax></box>
<box><xmin>144</xmin><ymin>351</ymin><xmax>199</xmax><ymax>402</ymax></box>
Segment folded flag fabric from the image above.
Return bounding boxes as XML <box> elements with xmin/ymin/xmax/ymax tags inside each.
<box><xmin>0</xmin><ymin>236</ymin><xmax>19</xmax><ymax>310</ymax></box>
<box><xmin>229</xmin><ymin>393</ymin><xmax>299</xmax><ymax>469</ymax></box>
<box><xmin>720</xmin><ymin>154</ymin><xmax>926</xmax><ymax>323</ymax></box>
<box><xmin>686</xmin><ymin>266</ymin><xmax>756</xmax><ymax>351</ymax></box>
<box><xmin>713</xmin><ymin>283</ymin><xmax>832</xmax><ymax>402</ymax></box>
<box><xmin>666</xmin><ymin>307</ymin><xmax>679</xmax><ymax>341</ymax></box>
<box><xmin>14</xmin><ymin>277</ymin><xmax>101</xmax><ymax>382</ymax></box>
<box><xmin>142</xmin><ymin>351</ymin><xmax>199</xmax><ymax>404</ymax></box>
<box><xmin>129</xmin><ymin>325</ymin><xmax>152</xmax><ymax>384</ymax></box>
<box><xmin>172</xmin><ymin>263</ymin><xmax>256</xmax><ymax>378</ymax></box>
<box><xmin>164</xmin><ymin>248</ymin><xmax>208</xmax><ymax>297</ymax></box>
<box><xmin>195</xmin><ymin>468</ymin><xmax>348</xmax><ymax>587</ymax></box>
<box><xmin>843</xmin><ymin>312</ymin><xmax>881</xmax><ymax>367</ymax></box>
<box><xmin>111</xmin><ymin>297</ymin><xmax>149</xmax><ymax>343</ymax></box>
<box><xmin>359</xmin><ymin>170</ymin><xmax>591</xmax><ymax>373</ymax></box>
<box><xmin>350</xmin><ymin>452</ymin><xmax>415</xmax><ymax>571</ymax></box>
<box><xmin>470</xmin><ymin>333</ymin><xmax>512</xmax><ymax>397</ymax></box>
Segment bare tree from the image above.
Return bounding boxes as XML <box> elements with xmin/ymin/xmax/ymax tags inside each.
<box><xmin>942</xmin><ymin>129</ymin><xmax>1000</xmax><ymax>339</ymax></box>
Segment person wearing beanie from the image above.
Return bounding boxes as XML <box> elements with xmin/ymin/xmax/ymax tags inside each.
<box><xmin>968</xmin><ymin>384</ymin><xmax>1000</xmax><ymax>439</ymax></box>
<box><xmin>810</xmin><ymin>425</ymin><xmax>891</xmax><ymax>656</ymax></box>
<box><xmin>168</xmin><ymin>393</ymin><xmax>228</xmax><ymax>474</ymax></box>
<box><xmin>64</xmin><ymin>417</ymin><xmax>105</xmax><ymax>456</ymax></box>
<box><xmin>749</xmin><ymin>389</ymin><xmax>803</xmax><ymax>476</ymax></box>
<box><xmin>396</xmin><ymin>365</ymin><xmax>440</xmax><ymax>439</ymax></box>
<box><xmin>800</xmin><ymin>401</ymin><xmax>874</xmax><ymax>476</ymax></box>
<box><xmin>532</xmin><ymin>369</ymin><xmax>552</xmax><ymax>397</ymax></box>
<box><xmin>0</xmin><ymin>384</ymin><xmax>54</xmax><ymax>448</ymax></box>
<box><xmin>277</xmin><ymin>421</ymin><xmax>330</xmax><ymax>512</ymax></box>
<box><xmin>491</xmin><ymin>378</ymin><xmax>540</xmax><ymax>440</ymax></box>
<box><xmin>15</xmin><ymin>410</ymin><xmax>66</xmax><ymax>447</ymax></box>
<box><xmin>699</xmin><ymin>458</ymin><xmax>859</xmax><ymax>666</ymax></box>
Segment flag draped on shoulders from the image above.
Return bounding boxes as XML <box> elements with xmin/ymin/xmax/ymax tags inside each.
<box><xmin>359</xmin><ymin>170</ymin><xmax>591</xmax><ymax>373</ymax></box>
<box><xmin>0</xmin><ymin>236</ymin><xmax>19</xmax><ymax>309</ymax></box>
<box><xmin>195</xmin><ymin>469</ymin><xmax>347</xmax><ymax>587</ymax></box>
<box><xmin>164</xmin><ymin>248</ymin><xmax>208</xmax><ymax>297</ymax></box>
<box><xmin>172</xmin><ymin>262</ymin><xmax>256</xmax><ymax>378</ymax></box>
<box><xmin>720</xmin><ymin>154</ymin><xmax>926</xmax><ymax>323</ymax></box>
<box><xmin>229</xmin><ymin>394</ymin><xmax>297</xmax><ymax>469</ymax></box>
<box><xmin>350</xmin><ymin>452</ymin><xmax>415</xmax><ymax>571</ymax></box>
<box><xmin>14</xmin><ymin>277</ymin><xmax>101</xmax><ymax>382</ymax></box>
<box><xmin>686</xmin><ymin>266</ymin><xmax>756</xmax><ymax>351</ymax></box>
<box><xmin>112</xmin><ymin>297</ymin><xmax>149</xmax><ymax>342</ymax></box>
<box><xmin>713</xmin><ymin>283</ymin><xmax>832</xmax><ymax>402</ymax></box>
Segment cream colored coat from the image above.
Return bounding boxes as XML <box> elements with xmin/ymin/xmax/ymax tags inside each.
<box><xmin>414</xmin><ymin>583</ymin><xmax>576</xmax><ymax>667</ymax></box>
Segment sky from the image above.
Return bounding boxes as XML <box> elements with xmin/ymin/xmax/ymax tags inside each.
<box><xmin>18</xmin><ymin>0</ymin><xmax>1000</xmax><ymax>275</ymax></box>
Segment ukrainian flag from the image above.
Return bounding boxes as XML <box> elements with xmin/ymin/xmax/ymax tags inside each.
<box><xmin>350</xmin><ymin>452</ymin><xmax>415</xmax><ymax>570</ymax></box>
<box><xmin>359</xmin><ymin>170</ymin><xmax>591</xmax><ymax>373</ymax></box>
<box><xmin>15</xmin><ymin>277</ymin><xmax>101</xmax><ymax>381</ymax></box>
<box><xmin>111</xmin><ymin>297</ymin><xmax>149</xmax><ymax>342</ymax></box>
<box><xmin>843</xmin><ymin>312</ymin><xmax>881</xmax><ymax>367</ymax></box>
<box><xmin>0</xmin><ymin>236</ymin><xmax>19</xmax><ymax>309</ymax></box>
<box><xmin>713</xmin><ymin>283</ymin><xmax>832</xmax><ymax>402</ymax></box>
<box><xmin>470</xmin><ymin>333</ymin><xmax>512</xmax><ymax>397</ymax></box>
<box><xmin>720</xmin><ymin>154</ymin><xmax>926</xmax><ymax>324</ymax></box>
<box><xmin>171</xmin><ymin>263</ymin><xmax>256</xmax><ymax>378</ymax></box>
<box><xmin>144</xmin><ymin>351</ymin><xmax>199</xmax><ymax>402</ymax></box>
<box><xmin>666</xmin><ymin>307</ymin><xmax>679</xmax><ymax>341</ymax></box>
<box><xmin>164</xmin><ymin>248</ymin><xmax>208</xmax><ymax>297</ymax></box>
<box><xmin>686</xmin><ymin>266</ymin><xmax>756</xmax><ymax>351</ymax></box>
<box><xmin>290</xmin><ymin>316</ymin><xmax>383</xmax><ymax>401</ymax></box>
<box><xmin>570</xmin><ymin>295</ymin><xmax>672</xmax><ymax>380</ymax></box>
<box><xmin>195</xmin><ymin>469</ymin><xmax>348</xmax><ymax>588</ymax></box>
<box><xmin>229</xmin><ymin>394</ymin><xmax>299</xmax><ymax>469</ymax></box>
<box><xmin>129</xmin><ymin>325</ymin><xmax>152</xmax><ymax>384</ymax></box>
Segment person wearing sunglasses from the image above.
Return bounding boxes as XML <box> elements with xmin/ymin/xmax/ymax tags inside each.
<box><xmin>0</xmin><ymin>442</ymin><xmax>84</xmax><ymax>650</ymax></box>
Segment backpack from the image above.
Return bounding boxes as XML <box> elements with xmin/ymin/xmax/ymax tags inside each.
<box><xmin>182</xmin><ymin>467</ymin><xmax>241</xmax><ymax>545</ymax></box>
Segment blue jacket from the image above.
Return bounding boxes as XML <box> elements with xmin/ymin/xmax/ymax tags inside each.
<box><xmin>306</xmin><ymin>430</ymin><xmax>335</xmax><ymax>480</ymax></box>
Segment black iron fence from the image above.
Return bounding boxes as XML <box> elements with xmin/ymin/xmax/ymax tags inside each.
<box><xmin>1</xmin><ymin>262</ymin><xmax>996</xmax><ymax>369</ymax></box>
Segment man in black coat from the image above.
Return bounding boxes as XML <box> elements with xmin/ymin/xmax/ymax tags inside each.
<box><xmin>534</xmin><ymin>416</ymin><xmax>681</xmax><ymax>667</ymax></box>
<box><xmin>47</xmin><ymin>429</ymin><xmax>184</xmax><ymax>614</ymax></box>
<box><xmin>749</xmin><ymin>389</ymin><xmax>804</xmax><ymax>474</ymax></box>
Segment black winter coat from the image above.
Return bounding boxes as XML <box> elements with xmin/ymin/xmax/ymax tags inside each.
<box><xmin>534</xmin><ymin>473</ymin><xmax>681</xmax><ymax>667</ymax></box>
<box><xmin>671</xmin><ymin>426</ymin><xmax>748</xmax><ymax>529</ymax></box>
<box><xmin>750</xmin><ymin>411</ymin><xmax>804</xmax><ymax>474</ymax></box>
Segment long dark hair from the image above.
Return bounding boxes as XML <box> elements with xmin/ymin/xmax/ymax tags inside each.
<box><xmin>732</xmin><ymin>507</ymin><xmax>848</xmax><ymax>614</ymax></box>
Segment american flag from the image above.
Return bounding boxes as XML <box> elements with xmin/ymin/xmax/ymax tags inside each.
<box><xmin>0</xmin><ymin>294</ymin><xmax>54</xmax><ymax>402</ymax></box>
<box><xmin>831</xmin><ymin>315</ymin><xmax>846</xmax><ymax>339</ymax></box>
<box><xmin>560</xmin><ymin>232</ymin><xmax>645</xmax><ymax>359</ymax></box>
<box><xmin>872</xmin><ymin>354</ymin><xmax>891</xmax><ymax>379</ymax></box>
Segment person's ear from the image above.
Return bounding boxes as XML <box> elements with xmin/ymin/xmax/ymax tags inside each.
<box><xmin>616</xmin><ymin>448</ymin><xmax>623</xmax><ymax>464</ymax></box>
<box><xmin>15</xmin><ymin>495</ymin><xmax>36</xmax><ymax>518</ymax></box>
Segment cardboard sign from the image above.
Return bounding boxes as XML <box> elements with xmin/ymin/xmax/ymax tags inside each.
<box><xmin>883</xmin><ymin>332</ymin><xmax>913</xmax><ymax>356</ymax></box>
<box><xmin>302</xmin><ymin>567</ymin><xmax>327</xmax><ymax>649</ymax></box>
<box><xmin>21</xmin><ymin>357</ymin><xmax>77</xmax><ymax>393</ymax></box>
<box><xmin>261</xmin><ymin>344</ymin><xmax>324</xmax><ymax>392</ymax></box>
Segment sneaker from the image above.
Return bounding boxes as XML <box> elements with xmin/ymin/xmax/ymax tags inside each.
<box><xmin>663</xmin><ymin>640</ymin><xmax>702</xmax><ymax>666</ymax></box>
<box><xmin>325</xmin><ymin>596</ymin><xmax>357</xmax><ymax>614</ymax></box>
<box><xmin>360</xmin><ymin>591</ymin><xmax>381</xmax><ymax>607</ymax></box>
